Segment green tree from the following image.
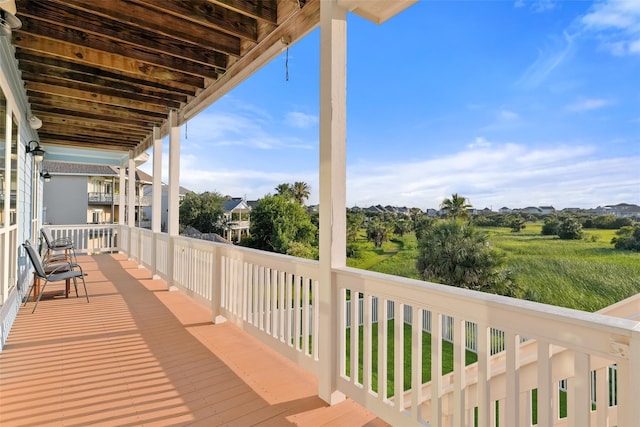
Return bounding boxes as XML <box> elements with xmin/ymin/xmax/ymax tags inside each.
<box><xmin>179</xmin><ymin>191</ymin><xmax>226</xmax><ymax>234</ymax></box>
<box><xmin>508</xmin><ymin>215</ymin><xmax>526</xmax><ymax>233</ymax></box>
<box><xmin>346</xmin><ymin>210</ymin><xmax>365</xmax><ymax>242</ymax></box>
<box><xmin>242</xmin><ymin>195</ymin><xmax>316</xmax><ymax>256</ymax></box>
<box><xmin>440</xmin><ymin>193</ymin><xmax>472</xmax><ymax>220</ymax></box>
<box><xmin>366</xmin><ymin>218</ymin><xmax>390</xmax><ymax>248</ymax></box>
<box><xmin>611</xmin><ymin>224</ymin><xmax>640</xmax><ymax>251</ymax></box>
<box><xmin>416</xmin><ymin>220</ymin><xmax>519</xmax><ymax>296</ymax></box>
<box><xmin>541</xmin><ymin>217</ymin><xmax>560</xmax><ymax>236</ymax></box>
<box><xmin>558</xmin><ymin>217</ymin><xmax>584</xmax><ymax>240</ymax></box>
<box><xmin>292</xmin><ymin>181</ymin><xmax>311</xmax><ymax>205</ymax></box>
<box><xmin>393</xmin><ymin>218</ymin><xmax>412</xmax><ymax>237</ymax></box>
<box><xmin>274</xmin><ymin>183</ymin><xmax>293</xmax><ymax>200</ymax></box>
<box><xmin>414</xmin><ymin>215</ymin><xmax>436</xmax><ymax>240</ymax></box>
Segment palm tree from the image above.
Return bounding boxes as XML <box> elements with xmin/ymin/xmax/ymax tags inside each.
<box><xmin>292</xmin><ymin>181</ymin><xmax>310</xmax><ymax>205</ymax></box>
<box><xmin>275</xmin><ymin>183</ymin><xmax>293</xmax><ymax>200</ymax></box>
<box><xmin>440</xmin><ymin>193</ymin><xmax>472</xmax><ymax>220</ymax></box>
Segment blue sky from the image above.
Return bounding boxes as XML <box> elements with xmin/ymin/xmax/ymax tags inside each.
<box><xmin>140</xmin><ymin>0</ymin><xmax>639</xmax><ymax>210</ymax></box>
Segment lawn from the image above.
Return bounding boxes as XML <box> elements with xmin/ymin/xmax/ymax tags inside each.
<box><xmin>346</xmin><ymin>223</ymin><xmax>640</xmax><ymax>312</ymax></box>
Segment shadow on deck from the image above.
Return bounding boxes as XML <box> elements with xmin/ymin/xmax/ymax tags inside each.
<box><xmin>0</xmin><ymin>254</ymin><xmax>386</xmax><ymax>426</ymax></box>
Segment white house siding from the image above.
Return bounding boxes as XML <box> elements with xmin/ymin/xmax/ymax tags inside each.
<box><xmin>0</xmin><ymin>37</ymin><xmax>42</xmax><ymax>351</ymax></box>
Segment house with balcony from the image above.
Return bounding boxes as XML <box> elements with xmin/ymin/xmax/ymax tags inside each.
<box><xmin>223</xmin><ymin>197</ymin><xmax>251</xmax><ymax>242</ymax></box>
<box><xmin>42</xmin><ymin>160</ymin><xmax>153</xmax><ymax>226</ymax></box>
<box><xmin>1</xmin><ymin>1</ymin><xmax>639</xmax><ymax>427</ymax></box>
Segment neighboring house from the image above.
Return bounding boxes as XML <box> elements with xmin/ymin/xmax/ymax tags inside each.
<box><xmin>223</xmin><ymin>197</ymin><xmax>251</xmax><ymax>242</ymax></box>
<box><xmin>539</xmin><ymin>206</ymin><xmax>555</xmax><ymax>215</ymax></box>
<box><xmin>499</xmin><ymin>206</ymin><xmax>511</xmax><ymax>214</ymax></box>
<box><xmin>605</xmin><ymin>203</ymin><xmax>640</xmax><ymax>218</ymax></box>
<box><xmin>519</xmin><ymin>206</ymin><xmax>543</xmax><ymax>214</ymax></box>
<box><xmin>42</xmin><ymin>161</ymin><xmax>152</xmax><ymax>225</ymax></box>
<box><xmin>142</xmin><ymin>184</ymin><xmax>192</xmax><ymax>232</ymax></box>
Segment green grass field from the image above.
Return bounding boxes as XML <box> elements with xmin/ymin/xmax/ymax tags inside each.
<box><xmin>346</xmin><ymin>223</ymin><xmax>640</xmax><ymax>312</ymax></box>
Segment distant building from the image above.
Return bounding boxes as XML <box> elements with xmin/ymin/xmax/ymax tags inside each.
<box><xmin>223</xmin><ymin>197</ymin><xmax>251</xmax><ymax>242</ymax></box>
<box><xmin>43</xmin><ymin>161</ymin><xmax>151</xmax><ymax>225</ymax></box>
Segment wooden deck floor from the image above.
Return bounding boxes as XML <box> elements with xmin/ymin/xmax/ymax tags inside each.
<box><xmin>0</xmin><ymin>254</ymin><xmax>387</xmax><ymax>427</ymax></box>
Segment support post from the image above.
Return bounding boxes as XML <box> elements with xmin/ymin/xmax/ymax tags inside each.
<box><xmin>128</xmin><ymin>156</ymin><xmax>136</xmax><ymax>259</ymax></box>
<box><xmin>151</xmin><ymin>127</ymin><xmax>162</xmax><ymax>278</ymax></box>
<box><xmin>167</xmin><ymin>110</ymin><xmax>180</xmax><ymax>291</ymax></box>
<box><xmin>318</xmin><ymin>0</ymin><xmax>347</xmax><ymax>405</ymax></box>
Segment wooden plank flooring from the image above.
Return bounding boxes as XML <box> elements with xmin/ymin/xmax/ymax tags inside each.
<box><xmin>0</xmin><ymin>254</ymin><xmax>387</xmax><ymax>427</ymax></box>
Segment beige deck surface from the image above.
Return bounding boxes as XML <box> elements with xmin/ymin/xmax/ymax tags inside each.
<box><xmin>0</xmin><ymin>254</ymin><xmax>387</xmax><ymax>427</ymax></box>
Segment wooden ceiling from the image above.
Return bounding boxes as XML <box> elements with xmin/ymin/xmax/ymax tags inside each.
<box><xmin>11</xmin><ymin>0</ymin><xmax>318</xmax><ymax>156</ymax></box>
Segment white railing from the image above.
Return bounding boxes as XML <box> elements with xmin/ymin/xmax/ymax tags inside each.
<box><xmin>335</xmin><ymin>267</ymin><xmax>639</xmax><ymax>426</ymax></box>
<box><xmin>48</xmin><ymin>224</ymin><xmax>640</xmax><ymax>427</ymax></box>
<box><xmin>45</xmin><ymin>224</ymin><xmax>119</xmax><ymax>255</ymax></box>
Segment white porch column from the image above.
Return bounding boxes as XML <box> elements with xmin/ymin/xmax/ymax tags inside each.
<box><xmin>318</xmin><ymin>0</ymin><xmax>347</xmax><ymax>405</ymax></box>
<box><xmin>167</xmin><ymin>110</ymin><xmax>180</xmax><ymax>237</ymax></box>
<box><xmin>118</xmin><ymin>163</ymin><xmax>126</xmax><ymax>225</ymax></box>
<box><xmin>152</xmin><ymin>127</ymin><xmax>162</xmax><ymax>234</ymax></box>
<box><xmin>127</xmin><ymin>156</ymin><xmax>136</xmax><ymax>227</ymax></box>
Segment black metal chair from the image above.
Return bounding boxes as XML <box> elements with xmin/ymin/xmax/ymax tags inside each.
<box><xmin>41</xmin><ymin>228</ymin><xmax>76</xmax><ymax>263</ymax></box>
<box><xmin>23</xmin><ymin>242</ymin><xmax>89</xmax><ymax>313</ymax></box>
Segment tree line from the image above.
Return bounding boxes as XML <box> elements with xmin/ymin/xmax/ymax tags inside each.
<box><xmin>180</xmin><ymin>189</ymin><xmax>639</xmax><ymax>298</ymax></box>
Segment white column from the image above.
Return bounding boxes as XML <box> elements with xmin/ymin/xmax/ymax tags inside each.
<box><xmin>167</xmin><ymin>110</ymin><xmax>180</xmax><ymax>237</ymax></box>
<box><xmin>118</xmin><ymin>164</ymin><xmax>126</xmax><ymax>225</ymax></box>
<box><xmin>318</xmin><ymin>0</ymin><xmax>347</xmax><ymax>405</ymax></box>
<box><xmin>127</xmin><ymin>156</ymin><xmax>136</xmax><ymax>227</ymax></box>
<box><xmin>152</xmin><ymin>127</ymin><xmax>162</xmax><ymax>234</ymax></box>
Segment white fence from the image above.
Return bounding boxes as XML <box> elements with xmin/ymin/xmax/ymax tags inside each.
<box><xmin>45</xmin><ymin>224</ymin><xmax>119</xmax><ymax>255</ymax></box>
<box><xmin>47</xmin><ymin>224</ymin><xmax>640</xmax><ymax>427</ymax></box>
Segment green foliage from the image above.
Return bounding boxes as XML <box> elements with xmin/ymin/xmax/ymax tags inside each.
<box><xmin>508</xmin><ymin>215</ymin><xmax>526</xmax><ymax>232</ymax></box>
<box><xmin>242</xmin><ymin>194</ymin><xmax>316</xmax><ymax>256</ymax></box>
<box><xmin>366</xmin><ymin>218</ymin><xmax>391</xmax><ymax>248</ymax></box>
<box><xmin>612</xmin><ymin>224</ymin><xmax>640</xmax><ymax>251</ymax></box>
<box><xmin>178</xmin><ymin>191</ymin><xmax>226</xmax><ymax>234</ymax></box>
<box><xmin>346</xmin><ymin>210</ymin><xmax>365</xmax><ymax>242</ymax></box>
<box><xmin>558</xmin><ymin>217</ymin><xmax>584</xmax><ymax>240</ymax></box>
<box><xmin>416</xmin><ymin>220</ymin><xmax>519</xmax><ymax>295</ymax></box>
<box><xmin>413</xmin><ymin>215</ymin><xmax>435</xmax><ymax>240</ymax></box>
<box><xmin>393</xmin><ymin>218</ymin><xmax>412</xmax><ymax>237</ymax></box>
<box><xmin>440</xmin><ymin>193</ymin><xmax>471</xmax><ymax>220</ymax></box>
<box><xmin>541</xmin><ymin>217</ymin><xmax>560</xmax><ymax>236</ymax></box>
<box><xmin>583</xmin><ymin>214</ymin><xmax>633</xmax><ymax>229</ymax></box>
<box><xmin>275</xmin><ymin>181</ymin><xmax>311</xmax><ymax>205</ymax></box>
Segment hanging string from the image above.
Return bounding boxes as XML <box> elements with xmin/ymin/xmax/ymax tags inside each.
<box><xmin>285</xmin><ymin>45</ymin><xmax>289</xmax><ymax>82</ymax></box>
<box><xmin>185</xmin><ymin>120</ymin><xmax>188</xmax><ymax>140</ymax></box>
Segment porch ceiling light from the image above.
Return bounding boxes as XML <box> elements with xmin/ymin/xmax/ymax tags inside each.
<box><xmin>40</xmin><ymin>170</ymin><xmax>51</xmax><ymax>182</ymax></box>
<box><xmin>26</xmin><ymin>140</ymin><xmax>45</xmax><ymax>163</ymax></box>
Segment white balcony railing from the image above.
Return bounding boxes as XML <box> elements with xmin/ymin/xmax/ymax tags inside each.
<box><xmin>44</xmin><ymin>224</ymin><xmax>640</xmax><ymax>427</ymax></box>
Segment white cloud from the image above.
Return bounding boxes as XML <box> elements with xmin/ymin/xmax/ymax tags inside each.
<box><xmin>516</xmin><ymin>31</ymin><xmax>575</xmax><ymax>89</ymax></box>
<box><xmin>513</xmin><ymin>0</ymin><xmax>556</xmax><ymax>13</ymax></box>
<box><xmin>285</xmin><ymin>111</ymin><xmax>318</xmax><ymax>129</ymax></box>
<box><xmin>580</xmin><ymin>0</ymin><xmax>640</xmax><ymax>56</ymax></box>
<box><xmin>467</xmin><ymin>136</ymin><xmax>492</xmax><ymax>149</ymax></box>
<box><xmin>346</xmin><ymin>142</ymin><xmax>638</xmax><ymax>210</ymax></box>
<box><xmin>499</xmin><ymin>109</ymin><xmax>519</xmax><ymax>121</ymax></box>
<box><xmin>566</xmin><ymin>98</ymin><xmax>613</xmax><ymax>112</ymax></box>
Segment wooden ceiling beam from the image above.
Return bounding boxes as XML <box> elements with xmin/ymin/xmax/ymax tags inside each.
<box><xmin>41</xmin><ymin>123</ymin><xmax>147</xmax><ymax>142</ymax></box>
<box><xmin>31</xmin><ymin>107</ymin><xmax>160</xmax><ymax>129</ymax></box>
<box><xmin>40</xmin><ymin>114</ymin><xmax>151</xmax><ymax>134</ymax></box>
<box><xmin>25</xmin><ymin>82</ymin><xmax>176</xmax><ymax>113</ymax></box>
<box><xmin>15</xmin><ymin>52</ymin><xmax>199</xmax><ymax>97</ymax></box>
<box><xmin>39</xmin><ymin>135</ymin><xmax>138</xmax><ymax>151</ymax></box>
<box><xmin>23</xmin><ymin>75</ymin><xmax>182</xmax><ymax>110</ymax></box>
<box><xmin>27</xmin><ymin>93</ymin><xmax>167</xmax><ymax>122</ymax></box>
<box><xmin>20</xmin><ymin>67</ymin><xmax>188</xmax><ymax>104</ymax></box>
<box><xmin>18</xmin><ymin>1</ymin><xmax>229</xmax><ymax>70</ymax></box>
<box><xmin>206</xmin><ymin>0</ymin><xmax>278</xmax><ymax>24</ymax></box>
<box><xmin>53</xmin><ymin>0</ymin><xmax>242</xmax><ymax>56</ymax></box>
<box><xmin>131</xmin><ymin>0</ymin><xmax>258</xmax><ymax>42</ymax></box>
<box><xmin>14</xmin><ymin>21</ymin><xmax>222</xmax><ymax>79</ymax></box>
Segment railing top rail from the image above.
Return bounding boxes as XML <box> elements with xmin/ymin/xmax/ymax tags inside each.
<box><xmin>335</xmin><ymin>266</ymin><xmax>640</xmax><ymax>361</ymax></box>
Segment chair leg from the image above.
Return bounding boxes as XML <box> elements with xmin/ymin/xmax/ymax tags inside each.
<box><xmin>72</xmin><ymin>276</ymin><xmax>79</xmax><ymax>298</ymax></box>
<box><xmin>32</xmin><ymin>279</ymin><xmax>49</xmax><ymax>314</ymax></box>
<box><xmin>81</xmin><ymin>275</ymin><xmax>90</xmax><ymax>303</ymax></box>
